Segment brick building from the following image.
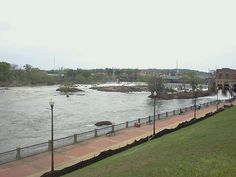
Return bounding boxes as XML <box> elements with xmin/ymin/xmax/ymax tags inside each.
<box><xmin>215</xmin><ymin>68</ymin><xmax>236</xmax><ymax>92</ymax></box>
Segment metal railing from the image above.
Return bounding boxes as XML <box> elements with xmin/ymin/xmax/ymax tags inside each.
<box><xmin>0</xmin><ymin>99</ymin><xmax>227</xmax><ymax>165</ymax></box>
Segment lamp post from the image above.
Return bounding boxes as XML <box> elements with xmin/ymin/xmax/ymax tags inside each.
<box><xmin>230</xmin><ymin>88</ymin><xmax>233</xmax><ymax>105</ymax></box>
<box><xmin>153</xmin><ymin>92</ymin><xmax>157</xmax><ymax>135</ymax></box>
<box><xmin>216</xmin><ymin>87</ymin><xmax>219</xmax><ymax>111</ymax></box>
<box><xmin>194</xmin><ymin>89</ymin><xmax>197</xmax><ymax>119</ymax></box>
<box><xmin>49</xmin><ymin>99</ymin><xmax>55</xmax><ymax>176</ymax></box>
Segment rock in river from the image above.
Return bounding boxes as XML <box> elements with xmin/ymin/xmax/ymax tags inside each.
<box><xmin>56</xmin><ymin>87</ymin><xmax>84</xmax><ymax>92</ymax></box>
<box><xmin>95</xmin><ymin>121</ymin><xmax>112</xmax><ymax>126</ymax></box>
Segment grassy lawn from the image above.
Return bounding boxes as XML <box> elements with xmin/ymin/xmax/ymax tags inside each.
<box><xmin>64</xmin><ymin>107</ymin><xmax>236</xmax><ymax>177</ymax></box>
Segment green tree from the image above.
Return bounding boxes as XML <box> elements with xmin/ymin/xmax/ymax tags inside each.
<box><xmin>23</xmin><ymin>64</ymin><xmax>33</xmax><ymax>72</ymax></box>
<box><xmin>74</xmin><ymin>69</ymin><xmax>92</xmax><ymax>83</ymax></box>
<box><xmin>75</xmin><ymin>74</ymin><xmax>86</xmax><ymax>83</ymax></box>
<box><xmin>0</xmin><ymin>62</ymin><xmax>11</xmax><ymax>82</ymax></box>
<box><xmin>29</xmin><ymin>69</ymin><xmax>50</xmax><ymax>85</ymax></box>
<box><xmin>114</xmin><ymin>69</ymin><xmax>121</xmax><ymax>77</ymax></box>
<box><xmin>65</xmin><ymin>69</ymin><xmax>77</xmax><ymax>81</ymax></box>
<box><xmin>105</xmin><ymin>68</ymin><xmax>113</xmax><ymax>76</ymax></box>
<box><xmin>81</xmin><ymin>70</ymin><xmax>91</xmax><ymax>79</ymax></box>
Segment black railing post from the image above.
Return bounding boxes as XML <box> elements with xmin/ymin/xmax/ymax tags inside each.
<box><xmin>194</xmin><ymin>90</ymin><xmax>197</xmax><ymax>119</ymax></box>
<box><xmin>153</xmin><ymin>96</ymin><xmax>156</xmax><ymax>135</ymax></box>
<box><xmin>217</xmin><ymin>88</ymin><xmax>219</xmax><ymax>111</ymax></box>
<box><xmin>16</xmin><ymin>147</ymin><xmax>21</xmax><ymax>160</ymax></box>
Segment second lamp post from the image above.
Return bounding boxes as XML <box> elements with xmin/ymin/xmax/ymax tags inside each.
<box><xmin>216</xmin><ymin>87</ymin><xmax>219</xmax><ymax>111</ymax></box>
<box><xmin>49</xmin><ymin>99</ymin><xmax>55</xmax><ymax>176</ymax></box>
<box><xmin>194</xmin><ymin>89</ymin><xmax>197</xmax><ymax>119</ymax></box>
<box><xmin>153</xmin><ymin>92</ymin><xmax>158</xmax><ymax>135</ymax></box>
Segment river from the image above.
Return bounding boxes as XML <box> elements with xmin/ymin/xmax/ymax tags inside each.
<box><xmin>0</xmin><ymin>84</ymin><xmax>231</xmax><ymax>153</ymax></box>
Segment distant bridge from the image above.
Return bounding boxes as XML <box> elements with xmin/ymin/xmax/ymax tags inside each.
<box><xmin>215</xmin><ymin>68</ymin><xmax>236</xmax><ymax>93</ymax></box>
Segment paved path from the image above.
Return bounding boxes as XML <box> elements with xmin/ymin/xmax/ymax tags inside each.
<box><xmin>0</xmin><ymin>102</ymin><xmax>234</xmax><ymax>177</ymax></box>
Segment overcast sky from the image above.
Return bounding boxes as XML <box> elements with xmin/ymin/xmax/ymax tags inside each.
<box><xmin>0</xmin><ymin>0</ymin><xmax>236</xmax><ymax>71</ymax></box>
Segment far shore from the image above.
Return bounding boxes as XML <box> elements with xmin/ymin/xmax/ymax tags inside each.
<box><xmin>0</xmin><ymin>82</ymin><xmax>57</xmax><ymax>87</ymax></box>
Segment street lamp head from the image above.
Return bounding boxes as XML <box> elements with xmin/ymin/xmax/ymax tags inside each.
<box><xmin>49</xmin><ymin>99</ymin><xmax>55</xmax><ymax>108</ymax></box>
<box><xmin>153</xmin><ymin>92</ymin><xmax>158</xmax><ymax>98</ymax></box>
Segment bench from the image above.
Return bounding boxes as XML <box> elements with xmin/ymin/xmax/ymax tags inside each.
<box><xmin>106</xmin><ymin>131</ymin><xmax>115</xmax><ymax>136</ymax></box>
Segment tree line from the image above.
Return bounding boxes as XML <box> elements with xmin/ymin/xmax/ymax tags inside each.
<box><xmin>0</xmin><ymin>62</ymin><xmax>149</xmax><ymax>86</ymax></box>
<box><xmin>0</xmin><ymin>62</ymin><xmax>59</xmax><ymax>86</ymax></box>
<box><xmin>0</xmin><ymin>62</ymin><xmax>214</xmax><ymax>93</ymax></box>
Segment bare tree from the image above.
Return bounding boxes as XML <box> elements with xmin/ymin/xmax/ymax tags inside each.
<box><xmin>148</xmin><ymin>76</ymin><xmax>165</xmax><ymax>96</ymax></box>
<box><xmin>182</xmin><ymin>71</ymin><xmax>201</xmax><ymax>91</ymax></box>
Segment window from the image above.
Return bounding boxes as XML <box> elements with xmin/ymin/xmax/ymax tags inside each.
<box><xmin>219</xmin><ymin>73</ymin><xmax>222</xmax><ymax>79</ymax></box>
<box><xmin>226</xmin><ymin>73</ymin><xmax>229</xmax><ymax>79</ymax></box>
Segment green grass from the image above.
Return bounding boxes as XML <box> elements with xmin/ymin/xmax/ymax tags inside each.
<box><xmin>64</xmin><ymin>107</ymin><xmax>236</xmax><ymax>177</ymax></box>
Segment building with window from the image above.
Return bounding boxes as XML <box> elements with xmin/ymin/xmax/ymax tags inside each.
<box><xmin>215</xmin><ymin>68</ymin><xmax>236</xmax><ymax>93</ymax></box>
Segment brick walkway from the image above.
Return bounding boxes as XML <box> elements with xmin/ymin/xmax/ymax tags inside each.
<box><xmin>0</xmin><ymin>102</ymin><xmax>233</xmax><ymax>177</ymax></box>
